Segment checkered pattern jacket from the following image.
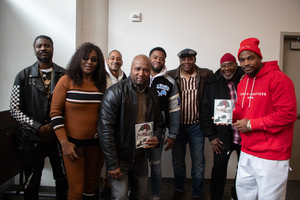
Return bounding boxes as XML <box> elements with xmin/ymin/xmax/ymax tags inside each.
<box><xmin>9</xmin><ymin>62</ymin><xmax>65</xmax><ymax>141</ymax></box>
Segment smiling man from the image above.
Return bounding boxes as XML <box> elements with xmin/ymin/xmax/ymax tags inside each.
<box><xmin>9</xmin><ymin>35</ymin><xmax>68</xmax><ymax>200</ymax></box>
<box><xmin>99</xmin><ymin>55</ymin><xmax>162</xmax><ymax>200</ymax></box>
<box><xmin>105</xmin><ymin>50</ymin><xmax>127</xmax><ymax>88</ymax></box>
<box><xmin>100</xmin><ymin>50</ymin><xmax>127</xmax><ymax>200</ymax></box>
<box><xmin>148</xmin><ymin>47</ymin><xmax>180</xmax><ymax>200</ymax></box>
<box><xmin>232</xmin><ymin>38</ymin><xmax>297</xmax><ymax>200</ymax></box>
<box><xmin>201</xmin><ymin>53</ymin><xmax>244</xmax><ymax>200</ymax></box>
<box><xmin>167</xmin><ymin>48</ymin><xmax>213</xmax><ymax>200</ymax></box>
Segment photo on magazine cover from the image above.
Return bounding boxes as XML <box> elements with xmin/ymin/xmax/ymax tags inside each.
<box><xmin>135</xmin><ymin>121</ymin><xmax>154</xmax><ymax>148</ymax></box>
<box><xmin>214</xmin><ymin>99</ymin><xmax>233</xmax><ymax>124</ymax></box>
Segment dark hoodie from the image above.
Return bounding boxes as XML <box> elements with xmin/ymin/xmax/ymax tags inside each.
<box><xmin>233</xmin><ymin>61</ymin><xmax>297</xmax><ymax>160</ymax></box>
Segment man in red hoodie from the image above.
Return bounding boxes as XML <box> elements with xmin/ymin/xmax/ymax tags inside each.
<box><xmin>232</xmin><ymin>38</ymin><xmax>297</xmax><ymax>200</ymax></box>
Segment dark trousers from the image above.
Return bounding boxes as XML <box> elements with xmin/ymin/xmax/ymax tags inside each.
<box><xmin>210</xmin><ymin>143</ymin><xmax>241</xmax><ymax>200</ymax></box>
<box><xmin>22</xmin><ymin>139</ymin><xmax>68</xmax><ymax>200</ymax></box>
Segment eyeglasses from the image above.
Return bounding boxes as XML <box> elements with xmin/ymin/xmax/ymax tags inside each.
<box><xmin>220</xmin><ymin>62</ymin><xmax>235</xmax><ymax>68</ymax></box>
<box><xmin>83</xmin><ymin>56</ymin><xmax>98</xmax><ymax>63</ymax></box>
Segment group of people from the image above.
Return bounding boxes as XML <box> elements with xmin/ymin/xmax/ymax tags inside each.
<box><xmin>9</xmin><ymin>35</ymin><xmax>297</xmax><ymax>200</ymax></box>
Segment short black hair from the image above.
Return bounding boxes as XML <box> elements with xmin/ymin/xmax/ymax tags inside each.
<box><xmin>149</xmin><ymin>47</ymin><xmax>167</xmax><ymax>58</ymax></box>
<box><xmin>107</xmin><ymin>50</ymin><xmax>122</xmax><ymax>59</ymax></box>
<box><xmin>33</xmin><ymin>35</ymin><xmax>53</xmax><ymax>48</ymax></box>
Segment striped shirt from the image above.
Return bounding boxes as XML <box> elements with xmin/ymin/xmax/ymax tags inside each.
<box><xmin>180</xmin><ymin>70</ymin><xmax>198</xmax><ymax>124</ymax></box>
<box><xmin>50</xmin><ymin>75</ymin><xmax>103</xmax><ymax>141</ymax></box>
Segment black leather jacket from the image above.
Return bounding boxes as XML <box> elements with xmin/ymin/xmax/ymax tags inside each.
<box><xmin>10</xmin><ymin>62</ymin><xmax>66</xmax><ymax>141</ymax></box>
<box><xmin>98</xmin><ymin>78</ymin><xmax>163</xmax><ymax>171</ymax></box>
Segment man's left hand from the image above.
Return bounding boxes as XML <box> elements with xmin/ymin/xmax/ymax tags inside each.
<box><xmin>232</xmin><ymin>118</ymin><xmax>250</xmax><ymax>133</ymax></box>
<box><xmin>143</xmin><ymin>136</ymin><xmax>159</xmax><ymax>148</ymax></box>
<box><xmin>39</xmin><ymin>123</ymin><xmax>56</xmax><ymax>142</ymax></box>
<box><xmin>164</xmin><ymin>138</ymin><xmax>175</xmax><ymax>151</ymax></box>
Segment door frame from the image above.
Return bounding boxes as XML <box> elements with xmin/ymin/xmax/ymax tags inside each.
<box><xmin>279</xmin><ymin>31</ymin><xmax>300</xmax><ymax>70</ymax></box>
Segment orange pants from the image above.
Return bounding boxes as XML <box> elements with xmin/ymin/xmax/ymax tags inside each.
<box><xmin>63</xmin><ymin>145</ymin><xmax>103</xmax><ymax>200</ymax></box>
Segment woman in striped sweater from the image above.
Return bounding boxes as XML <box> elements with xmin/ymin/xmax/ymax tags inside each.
<box><xmin>50</xmin><ymin>42</ymin><xmax>107</xmax><ymax>200</ymax></box>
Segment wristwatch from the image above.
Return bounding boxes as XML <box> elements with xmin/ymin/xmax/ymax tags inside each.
<box><xmin>247</xmin><ymin>120</ymin><xmax>252</xmax><ymax>131</ymax></box>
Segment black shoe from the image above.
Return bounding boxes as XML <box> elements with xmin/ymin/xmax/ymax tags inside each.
<box><xmin>172</xmin><ymin>190</ymin><xmax>185</xmax><ymax>200</ymax></box>
<box><xmin>99</xmin><ymin>185</ymin><xmax>111</xmax><ymax>200</ymax></box>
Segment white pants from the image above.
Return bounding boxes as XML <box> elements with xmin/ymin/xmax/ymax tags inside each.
<box><xmin>236</xmin><ymin>151</ymin><xmax>290</xmax><ymax>200</ymax></box>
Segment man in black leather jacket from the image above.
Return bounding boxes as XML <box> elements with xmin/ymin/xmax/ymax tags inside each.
<box><xmin>98</xmin><ymin>55</ymin><xmax>162</xmax><ymax>200</ymax></box>
<box><xmin>9</xmin><ymin>35</ymin><xmax>68</xmax><ymax>200</ymax></box>
<box><xmin>201</xmin><ymin>53</ymin><xmax>244</xmax><ymax>200</ymax></box>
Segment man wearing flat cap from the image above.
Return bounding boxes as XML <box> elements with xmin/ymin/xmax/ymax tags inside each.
<box><xmin>201</xmin><ymin>53</ymin><xmax>244</xmax><ymax>200</ymax></box>
<box><xmin>232</xmin><ymin>38</ymin><xmax>296</xmax><ymax>199</ymax></box>
<box><xmin>168</xmin><ymin>48</ymin><xmax>213</xmax><ymax>200</ymax></box>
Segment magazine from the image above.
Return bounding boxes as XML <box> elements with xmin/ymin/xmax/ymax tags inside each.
<box><xmin>135</xmin><ymin>121</ymin><xmax>154</xmax><ymax>148</ymax></box>
<box><xmin>214</xmin><ymin>99</ymin><xmax>233</xmax><ymax>124</ymax></box>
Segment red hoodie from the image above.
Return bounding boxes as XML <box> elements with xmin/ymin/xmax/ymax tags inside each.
<box><xmin>233</xmin><ymin>61</ymin><xmax>297</xmax><ymax>160</ymax></box>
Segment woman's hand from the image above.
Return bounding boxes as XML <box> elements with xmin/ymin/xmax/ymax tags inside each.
<box><xmin>60</xmin><ymin>138</ymin><xmax>79</xmax><ymax>160</ymax></box>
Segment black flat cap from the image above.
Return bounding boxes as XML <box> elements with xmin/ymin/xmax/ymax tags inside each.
<box><xmin>177</xmin><ymin>48</ymin><xmax>197</xmax><ymax>58</ymax></box>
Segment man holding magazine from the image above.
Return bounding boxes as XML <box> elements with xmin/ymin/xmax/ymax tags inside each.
<box><xmin>98</xmin><ymin>54</ymin><xmax>162</xmax><ymax>200</ymax></box>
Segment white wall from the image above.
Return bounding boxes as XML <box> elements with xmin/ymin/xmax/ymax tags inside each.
<box><xmin>0</xmin><ymin>0</ymin><xmax>77</xmax><ymax>186</ymax></box>
<box><xmin>107</xmin><ymin>0</ymin><xmax>300</xmax><ymax>179</ymax></box>
<box><xmin>0</xmin><ymin>0</ymin><xmax>77</xmax><ymax>112</ymax></box>
<box><xmin>108</xmin><ymin>0</ymin><xmax>300</xmax><ymax>75</ymax></box>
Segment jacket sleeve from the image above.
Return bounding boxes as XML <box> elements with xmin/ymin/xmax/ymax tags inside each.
<box><xmin>50</xmin><ymin>75</ymin><xmax>69</xmax><ymax>141</ymax></box>
<box><xmin>168</xmin><ymin>80</ymin><xmax>181</xmax><ymax>140</ymax></box>
<box><xmin>251</xmin><ymin>73</ymin><xmax>297</xmax><ymax>133</ymax></box>
<box><xmin>98</xmin><ymin>88</ymin><xmax>122</xmax><ymax>171</ymax></box>
<box><xmin>201</xmin><ymin>83</ymin><xmax>218</xmax><ymax>141</ymax></box>
<box><xmin>9</xmin><ymin>71</ymin><xmax>42</xmax><ymax>134</ymax></box>
<box><xmin>153</xmin><ymin>94</ymin><xmax>163</xmax><ymax>144</ymax></box>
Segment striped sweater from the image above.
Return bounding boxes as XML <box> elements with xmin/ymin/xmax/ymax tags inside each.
<box><xmin>50</xmin><ymin>75</ymin><xmax>103</xmax><ymax>141</ymax></box>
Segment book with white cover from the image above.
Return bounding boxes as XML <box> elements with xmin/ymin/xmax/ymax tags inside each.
<box><xmin>135</xmin><ymin>121</ymin><xmax>154</xmax><ymax>148</ymax></box>
<box><xmin>214</xmin><ymin>99</ymin><xmax>233</xmax><ymax>124</ymax></box>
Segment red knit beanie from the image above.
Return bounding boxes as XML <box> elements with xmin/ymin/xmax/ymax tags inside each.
<box><xmin>237</xmin><ymin>38</ymin><xmax>263</xmax><ymax>60</ymax></box>
<box><xmin>220</xmin><ymin>53</ymin><xmax>236</xmax><ymax>64</ymax></box>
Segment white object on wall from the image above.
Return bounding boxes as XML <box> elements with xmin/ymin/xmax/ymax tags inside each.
<box><xmin>131</xmin><ymin>12</ymin><xmax>141</xmax><ymax>22</ymax></box>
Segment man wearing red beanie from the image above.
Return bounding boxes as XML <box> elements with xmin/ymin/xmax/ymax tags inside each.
<box><xmin>201</xmin><ymin>53</ymin><xmax>244</xmax><ymax>200</ymax></box>
<box><xmin>232</xmin><ymin>38</ymin><xmax>297</xmax><ymax>200</ymax></box>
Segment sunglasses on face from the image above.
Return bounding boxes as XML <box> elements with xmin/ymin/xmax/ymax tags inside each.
<box><xmin>83</xmin><ymin>56</ymin><xmax>98</xmax><ymax>63</ymax></box>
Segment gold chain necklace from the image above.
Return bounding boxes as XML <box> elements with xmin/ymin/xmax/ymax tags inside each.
<box><xmin>39</xmin><ymin>69</ymin><xmax>53</xmax><ymax>98</ymax></box>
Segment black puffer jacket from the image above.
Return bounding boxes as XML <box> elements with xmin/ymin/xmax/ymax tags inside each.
<box><xmin>98</xmin><ymin>78</ymin><xmax>163</xmax><ymax>171</ymax></box>
<box><xmin>201</xmin><ymin>67</ymin><xmax>244</xmax><ymax>150</ymax></box>
<box><xmin>9</xmin><ymin>62</ymin><xmax>66</xmax><ymax>141</ymax></box>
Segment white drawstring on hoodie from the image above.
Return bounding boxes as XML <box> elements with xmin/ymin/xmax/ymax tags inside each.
<box><xmin>241</xmin><ymin>77</ymin><xmax>256</xmax><ymax>109</ymax></box>
<box><xmin>149</xmin><ymin>66</ymin><xmax>167</xmax><ymax>87</ymax></box>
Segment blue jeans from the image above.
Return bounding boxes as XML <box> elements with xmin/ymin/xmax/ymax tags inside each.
<box><xmin>148</xmin><ymin>132</ymin><xmax>165</xmax><ymax>196</ymax></box>
<box><xmin>172</xmin><ymin>123</ymin><xmax>205</xmax><ymax>197</ymax></box>
<box><xmin>109</xmin><ymin>152</ymin><xmax>148</xmax><ymax>200</ymax></box>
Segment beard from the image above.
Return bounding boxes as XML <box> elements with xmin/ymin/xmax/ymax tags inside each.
<box><xmin>151</xmin><ymin>64</ymin><xmax>163</xmax><ymax>73</ymax></box>
<box><xmin>36</xmin><ymin>52</ymin><xmax>53</xmax><ymax>63</ymax></box>
<box><xmin>222</xmin><ymin>73</ymin><xmax>234</xmax><ymax>80</ymax></box>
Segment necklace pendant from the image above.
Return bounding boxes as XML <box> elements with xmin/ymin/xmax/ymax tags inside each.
<box><xmin>44</xmin><ymin>80</ymin><xmax>51</xmax><ymax>85</ymax></box>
